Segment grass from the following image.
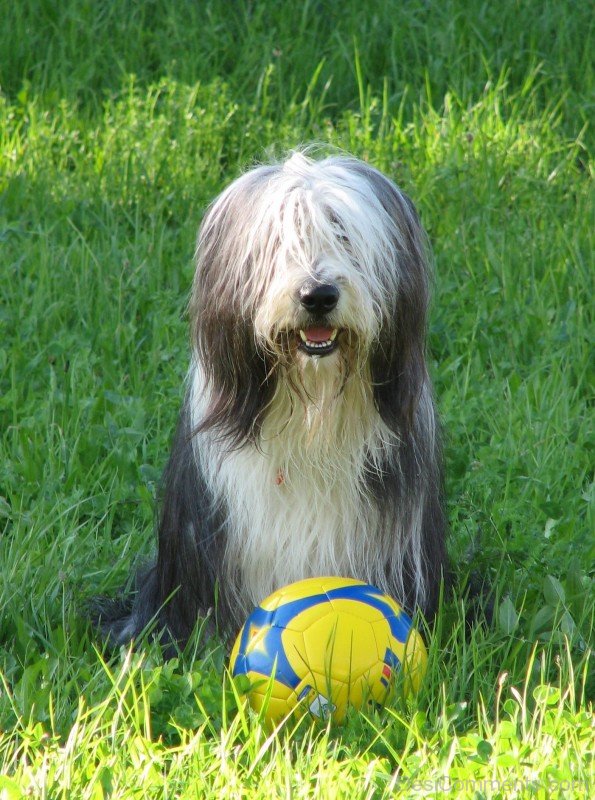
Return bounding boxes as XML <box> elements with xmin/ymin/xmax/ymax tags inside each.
<box><xmin>0</xmin><ymin>0</ymin><xmax>593</xmax><ymax>796</ymax></box>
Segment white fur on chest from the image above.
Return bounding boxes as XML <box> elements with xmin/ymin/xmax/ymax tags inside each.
<box><xmin>190</xmin><ymin>361</ymin><xmax>395</xmax><ymax>614</ymax></box>
<box><xmin>216</xmin><ymin>446</ymin><xmax>373</xmax><ymax>610</ymax></box>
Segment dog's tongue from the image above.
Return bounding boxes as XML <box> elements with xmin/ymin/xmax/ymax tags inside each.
<box><xmin>304</xmin><ymin>326</ymin><xmax>334</xmax><ymax>342</ymax></box>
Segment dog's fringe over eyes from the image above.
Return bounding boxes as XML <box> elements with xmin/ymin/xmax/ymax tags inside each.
<box><xmin>93</xmin><ymin>150</ymin><xmax>448</xmax><ymax>651</ymax></box>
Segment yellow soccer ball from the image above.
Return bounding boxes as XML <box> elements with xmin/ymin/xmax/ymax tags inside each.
<box><xmin>229</xmin><ymin>577</ymin><xmax>427</xmax><ymax>726</ymax></box>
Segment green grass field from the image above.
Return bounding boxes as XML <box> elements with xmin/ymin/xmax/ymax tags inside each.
<box><xmin>1</xmin><ymin>1</ymin><xmax>593</xmax><ymax>797</ymax></box>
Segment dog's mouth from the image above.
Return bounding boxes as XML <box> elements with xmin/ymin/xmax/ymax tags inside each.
<box><xmin>297</xmin><ymin>326</ymin><xmax>339</xmax><ymax>357</ymax></box>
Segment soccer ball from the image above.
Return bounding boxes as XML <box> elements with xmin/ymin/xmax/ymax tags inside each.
<box><xmin>229</xmin><ymin>576</ymin><xmax>427</xmax><ymax>726</ymax></box>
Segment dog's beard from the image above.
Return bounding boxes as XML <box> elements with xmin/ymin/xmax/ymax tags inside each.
<box><xmin>258</xmin><ymin>326</ymin><xmax>377</xmax><ymax>447</ymax></box>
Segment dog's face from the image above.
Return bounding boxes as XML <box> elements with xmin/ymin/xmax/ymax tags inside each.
<box><xmin>190</xmin><ymin>153</ymin><xmax>431</xmax><ymax>444</ymax></box>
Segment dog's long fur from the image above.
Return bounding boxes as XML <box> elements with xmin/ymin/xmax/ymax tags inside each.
<box><xmin>97</xmin><ymin>151</ymin><xmax>447</xmax><ymax>649</ymax></box>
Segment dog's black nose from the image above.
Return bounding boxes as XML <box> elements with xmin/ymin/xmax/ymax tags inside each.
<box><xmin>299</xmin><ymin>283</ymin><xmax>340</xmax><ymax>315</ymax></box>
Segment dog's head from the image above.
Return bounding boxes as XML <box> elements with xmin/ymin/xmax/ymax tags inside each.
<box><xmin>190</xmin><ymin>151</ymin><xmax>432</xmax><ymax>445</ymax></box>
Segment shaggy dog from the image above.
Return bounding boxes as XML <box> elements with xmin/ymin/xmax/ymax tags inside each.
<box><xmin>98</xmin><ymin>151</ymin><xmax>447</xmax><ymax>649</ymax></box>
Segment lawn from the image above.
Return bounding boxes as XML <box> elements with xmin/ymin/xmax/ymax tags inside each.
<box><xmin>0</xmin><ymin>1</ymin><xmax>593</xmax><ymax>797</ymax></box>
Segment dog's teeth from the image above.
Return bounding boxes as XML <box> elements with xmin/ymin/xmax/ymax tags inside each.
<box><xmin>298</xmin><ymin>329</ymin><xmax>338</xmax><ymax>348</ymax></box>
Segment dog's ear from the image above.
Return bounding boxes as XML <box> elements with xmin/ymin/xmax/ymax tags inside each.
<box><xmin>189</xmin><ymin>182</ymin><xmax>277</xmax><ymax>447</ymax></box>
<box><xmin>360</xmin><ymin>169</ymin><xmax>431</xmax><ymax>433</ymax></box>
<box><xmin>192</xmin><ymin>309</ymin><xmax>275</xmax><ymax>447</ymax></box>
